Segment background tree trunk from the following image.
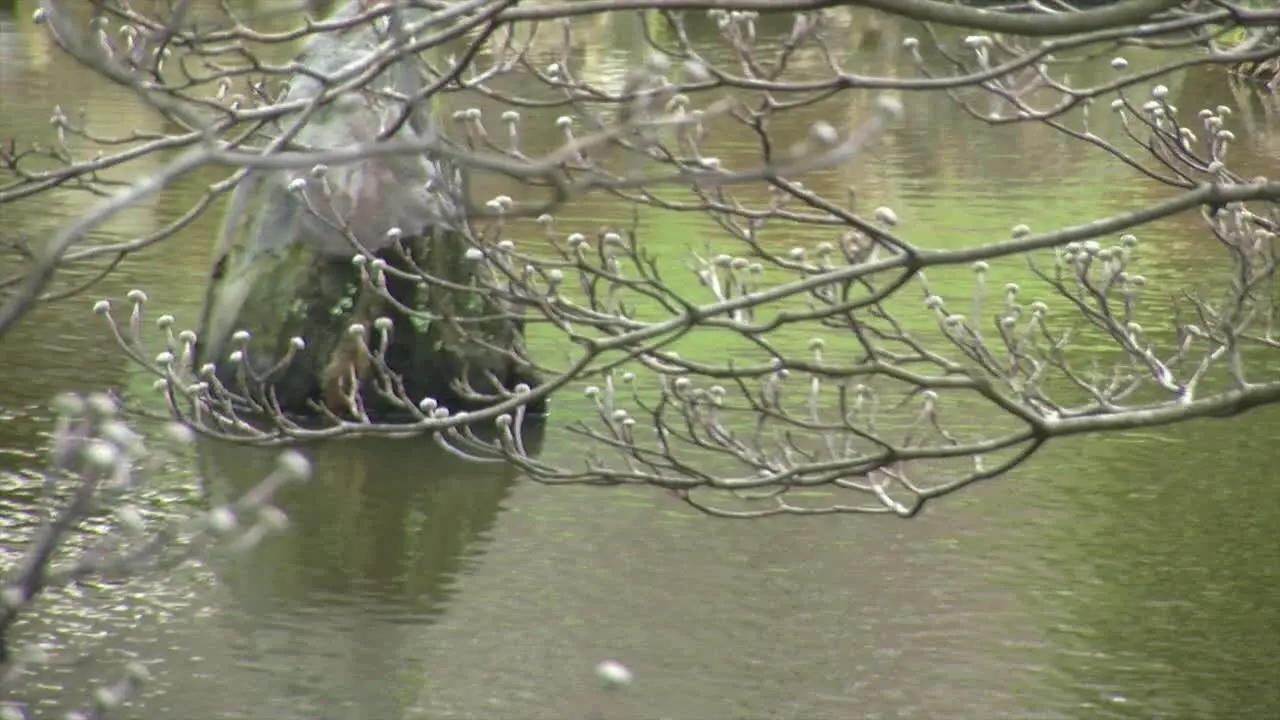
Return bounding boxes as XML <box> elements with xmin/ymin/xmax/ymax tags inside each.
<box><xmin>193</xmin><ymin>1</ymin><xmax>542</xmax><ymax>420</ymax></box>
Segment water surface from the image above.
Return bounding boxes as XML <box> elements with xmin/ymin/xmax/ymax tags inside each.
<box><xmin>2</xmin><ymin>4</ymin><xmax>1279</xmax><ymax>718</ymax></box>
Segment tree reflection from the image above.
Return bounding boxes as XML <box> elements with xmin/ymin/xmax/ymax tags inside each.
<box><xmin>196</xmin><ymin>429</ymin><xmax>541</xmax><ymax>720</ymax></box>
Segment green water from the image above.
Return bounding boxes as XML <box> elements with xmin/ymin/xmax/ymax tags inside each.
<box><xmin>1</xmin><ymin>2</ymin><xmax>1278</xmax><ymax>718</ymax></box>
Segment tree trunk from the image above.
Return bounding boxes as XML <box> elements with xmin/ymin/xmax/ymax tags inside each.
<box><xmin>194</xmin><ymin>1</ymin><xmax>541</xmax><ymax>421</ymax></box>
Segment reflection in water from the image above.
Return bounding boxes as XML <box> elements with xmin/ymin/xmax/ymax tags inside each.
<box><xmin>1</xmin><ymin>8</ymin><xmax>1280</xmax><ymax>720</ymax></box>
<box><xmin>197</xmin><ymin>434</ymin><xmax>536</xmax><ymax>720</ymax></box>
<box><xmin>1016</xmin><ymin>405</ymin><xmax>1280</xmax><ymax>719</ymax></box>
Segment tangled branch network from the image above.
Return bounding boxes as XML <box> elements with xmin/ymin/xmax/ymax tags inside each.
<box><xmin>5</xmin><ymin>0</ymin><xmax>1280</xmax><ymax>518</ymax></box>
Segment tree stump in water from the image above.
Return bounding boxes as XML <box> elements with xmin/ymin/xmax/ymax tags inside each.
<box><xmin>195</xmin><ymin>2</ymin><xmax>542</xmax><ymax>421</ymax></box>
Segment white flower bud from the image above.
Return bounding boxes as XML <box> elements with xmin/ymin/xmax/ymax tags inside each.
<box><xmin>83</xmin><ymin>440</ymin><xmax>120</xmax><ymax>471</ymax></box>
<box><xmin>646</xmin><ymin>51</ymin><xmax>670</xmax><ymax>74</ymax></box>
<box><xmin>276</xmin><ymin>449</ymin><xmax>311</xmax><ymax>480</ymax></box>
<box><xmin>165</xmin><ymin>422</ymin><xmax>195</xmax><ymax>444</ymax></box>
<box><xmin>207</xmin><ymin>506</ymin><xmax>238</xmax><ymax>534</ymax></box>
<box><xmin>86</xmin><ymin>393</ymin><xmax>116</xmax><ymax>417</ymax></box>
<box><xmin>596</xmin><ymin>660</ymin><xmax>633</xmax><ymax>688</ymax></box>
<box><xmin>875</xmin><ymin>95</ymin><xmax>904</xmax><ymax>120</ymax></box>
<box><xmin>125</xmin><ymin>661</ymin><xmax>151</xmax><ymax>683</ymax></box>
<box><xmin>684</xmin><ymin>59</ymin><xmax>710</xmax><ymax>82</ymax></box>
<box><xmin>809</xmin><ymin>121</ymin><xmax>839</xmax><ymax>146</ymax></box>
<box><xmin>95</xmin><ymin>687</ymin><xmax>124</xmax><ymax>710</ymax></box>
<box><xmin>51</xmin><ymin>392</ymin><xmax>85</xmax><ymax>417</ymax></box>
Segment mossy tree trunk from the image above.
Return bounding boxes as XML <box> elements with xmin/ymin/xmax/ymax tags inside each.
<box><xmin>194</xmin><ymin>2</ymin><xmax>541</xmax><ymax>421</ymax></box>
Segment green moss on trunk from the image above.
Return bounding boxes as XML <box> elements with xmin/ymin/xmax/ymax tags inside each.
<box><xmin>193</xmin><ymin>1</ymin><xmax>542</xmax><ymax>422</ymax></box>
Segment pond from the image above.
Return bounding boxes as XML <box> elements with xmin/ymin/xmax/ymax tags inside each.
<box><xmin>2</xmin><ymin>1</ymin><xmax>1280</xmax><ymax>718</ymax></box>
